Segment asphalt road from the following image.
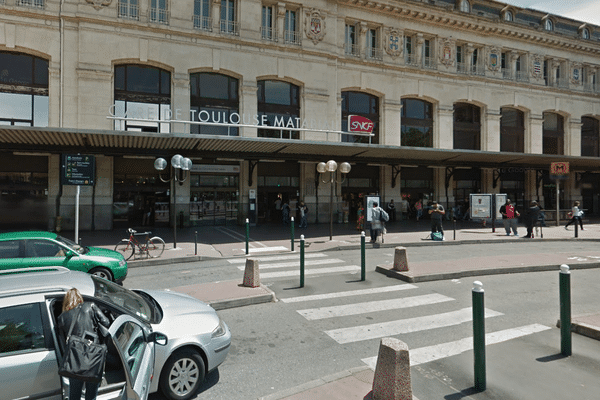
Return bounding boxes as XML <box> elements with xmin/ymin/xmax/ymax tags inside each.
<box><xmin>136</xmin><ymin>241</ymin><xmax>600</xmax><ymax>399</ymax></box>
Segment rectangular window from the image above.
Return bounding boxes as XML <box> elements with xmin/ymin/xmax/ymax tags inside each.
<box><xmin>220</xmin><ymin>0</ymin><xmax>238</xmax><ymax>35</ymax></box>
<box><xmin>366</xmin><ymin>29</ymin><xmax>381</xmax><ymax>60</ymax></box>
<box><xmin>284</xmin><ymin>10</ymin><xmax>300</xmax><ymax>45</ymax></box>
<box><xmin>0</xmin><ymin>303</ymin><xmax>46</xmax><ymax>354</ymax></box>
<box><xmin>118</xmin><ymin>0</ymin><xmax>139</xmax><ymax>20</ymax></box>
<box><xmin>423</xmin><ymin>39</ymin><xmax>435</xmax><ymax>69</ymax></box>
<box><xmin>194</xmin><ymin>0</ymin><xmax>211</xmax><ymax>31</ymax></box>
<box><xmin>261</xmin><ymin>5</ymin><xmax>275</xmax><ymax>41</ymax></box>
<box><xmin>405</xmin><ymin>36</ymin><xmax>416</xmax><ymax>65</ymax></box>
<box><xmin>18</xmin><ymin>0</ymin><xmax>44</xmax><ymax>8</ymax></box>
<box><xmin>345</xmin><ymin>24</ymin><xmax>358</xmax><ymax>57</ymax></box>
<box><xmin>150</xmin><ymin>0</ymin><xmax>169</xmax><ymax>24</ymax></box>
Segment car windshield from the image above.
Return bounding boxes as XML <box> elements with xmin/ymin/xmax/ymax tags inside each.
<box><xmin>55</xmin><ymin>235</ymin><xmax>84</xmax><ymax>254</ymax></box>
<box><xmin>91</xmin><ymin>276</ymin><xmax>154</xmax><ymax>323</ymax></box>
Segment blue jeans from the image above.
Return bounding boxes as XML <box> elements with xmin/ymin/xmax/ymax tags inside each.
<box><xmin>70</xmin><ymin>378</ymin><xmax>100</xmax><ymax>400</ymax></box>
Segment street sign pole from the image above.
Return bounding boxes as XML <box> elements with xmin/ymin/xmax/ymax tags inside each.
<box><xmin>75</xmin><ymin>185</ymin><xmax>80</xmax><ymax>244</ymax></box>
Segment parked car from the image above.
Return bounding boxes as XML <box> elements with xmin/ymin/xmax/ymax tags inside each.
<box><xmin>0</xmin><ymin>231</ymin><xmax>127</xmax><ymax>283</ymax></box>
<box><xmin>0</xmin><ymin>267</ymin><xmax>232</xmax><ymax>400</ymax></box>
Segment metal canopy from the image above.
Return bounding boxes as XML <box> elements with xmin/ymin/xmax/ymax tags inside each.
<box><xmin>2</xmin><ymin>126</ymin><xmax>600</xmax><ymax>172</ymax></box>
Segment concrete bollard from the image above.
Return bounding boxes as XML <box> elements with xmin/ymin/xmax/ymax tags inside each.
<box><xmin>243</xmin><ymin>258</ymin><xmax>260</xmax><ymax>288</ymax></box>
<box><xmin>372</xmin><ymin>337</ymin><xmax>412</xmax><ymax>400</ymax></box>
<box><xmin>393</xmin><ymin>247</ymin><xmax>409</xmax><ymax>271</ymax></box>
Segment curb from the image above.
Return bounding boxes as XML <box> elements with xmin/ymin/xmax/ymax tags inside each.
<box><xmin>210</xmin><ymin>287</ymin><xmax>277</xmax><ymax>311</ymax></box>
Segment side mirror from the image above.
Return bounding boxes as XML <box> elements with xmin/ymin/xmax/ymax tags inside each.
<box><xmin>65</xmin><ymin>250</ymin><xmax>76</xmax><ymax>259</ymax></box>
<box><xmin>149</xmin><ymin>331</ymin><xmax>168</xmax><ymax>346</ymax></box>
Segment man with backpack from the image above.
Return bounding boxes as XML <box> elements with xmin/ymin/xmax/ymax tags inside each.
<box><xmin>499</xmin><ymin>198</ymin><xmax>520</xmax><ymax>236</ymax></box>
<box><xmin>370</xmin><ymin>202</ymin><xmax>389</xmax><ymax>243</ymax></box>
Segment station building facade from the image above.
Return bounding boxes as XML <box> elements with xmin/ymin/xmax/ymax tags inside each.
<box><xmin>1</xmin><ymin>0</ymin><xmax>600</xmax><ymax>231</ymax></box>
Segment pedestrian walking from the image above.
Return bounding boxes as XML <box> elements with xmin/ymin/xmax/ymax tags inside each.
<box><xmin>298</xmin><ymin>201</ymin><xmax>308</xmax><ymax>228</ymax></box>
<box><xmin>356</xmin><ymin>205</ymin><xmax>365</xmax><ymax>231</ymax></box>
<box><xmin>400</xmin><ymin>196</ymin><xmax>409</xmax><ymax>220</ymax></box>
<box><xmin>282</xmin><ymin>201</ymin><xmax>290</xmax><ymax>224</ymax></box>
<box><xmin>499</xmin><ymin>198</ymin><xmax>520</xmax><ymax>236</ymax></box>
<box><xmin>387</xmin><ymin>199</ymin><xmax>396</xmax><ymax>222</ymax></box>
<box><xmin>428</xmin><ymin>200</ymin><xmax>445</xmax><ymax>239</ymax></box>
<box><xmin>57</xmin><ymin>288</ymin><xmax>110</xmax><ymax>400</ymax></box>
<box><xmin>415</xmin><ymin>198</ymin><xmax>423</xmax><ymax>221</ymax></box>
<box><xmin>525</xmin><ymin>200</ymin><xmax>540</xmax><ymax>238</ymax></box>
<box><xmin>565</xmin><ymin>201</ymin><xmax>584</xmax><ymax>231</ymax></box>
<box><xmin>369</xmin><ymin>202</ymin><xmax>389</xmax><ymax>243</ymax></box>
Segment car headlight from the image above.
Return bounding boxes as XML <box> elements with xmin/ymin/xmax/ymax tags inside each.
<box><xmin>119</xmin><ymin>259</ymin><xmax>126</xmax><ymax>267</ymax></box>
<box><xmin>211</xmin><ymin>318</ymin><xmax>227</xmax><ymax>338</ymax></box>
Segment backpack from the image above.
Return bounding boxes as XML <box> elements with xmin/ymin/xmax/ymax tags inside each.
<box><xmin>431</xmin><ymin>232</ymin><xmax>444</xmax><ymax>241</ymax></box>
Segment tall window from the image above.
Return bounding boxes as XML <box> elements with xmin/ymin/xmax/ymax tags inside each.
<box><xmin>220</xmin><ymin>0</ymin><xmax>237</xmax><ymax>35</ymax></box>
<box><xmin>284</xmin><ymin>10</ymin><xmax>300</xmax><ymax>45</ymax></box>
<box><xmin>341</xmin><ymin>91</ymin><xmax>379</xmax><ymax>144</ymax></box>
<box><xmin>261</xmin><ymin>5</ymin><xmax>275</xmax><ymax>41</ymax></box>
<box><xmin>0</xmin><ymin>52</ymin><xmax>48</xmax><ymax>127</ymax></box>
<box><xmin>405</xmin><ymin>36</ymin><xmax>415</xmax><ymax>65</ymax></box>
<box><xmin>453</xmin><ymin>103</ymin><xmax>480</xmax><ymax>150</ymax></box>
<box><xmin>582</xmin><ymin>28</ymin><xmax>591</xmax><ymax>40</ymax></box>
<box><xmin>581</xmin><ymin>117</ymin><xmax>600</xmax><ymax>157</ymax></box>
<box><xmin>500</xmin><ymin>108</ymin><xmax>524</xmax><ymax>152</ymax></box>
<box><xmin>459</xmin><ymin>0</ymin><xmax>470</xmax><ymax>13</ymax></box>
<box><xmin>118</xmin><ymin>0</ymin><xmax>139</xmax><ymax>20</ymax></box>
<box><xmin>503</xmin><ymin>10</ymin><xmax>513</xmax><ymax>21</ymax></box>
<box><xmin>543</xmin><ymin>112</ymin><xmax>564</xmax><ymax>155</ymax></box>
<box><xmin>345</xmin><ymin>24</ymin><xmax>358</xmax><ymax>57</ymax></box>
<box><xmin>113</xmin><ymin>65</ymin><xmax>171</xmax><ymax>133</ymax></box>
<box><xmin>190</xmin><ymin>72</ymin><xmax>239</xmax><ymax>136</ymax></box>
<box><xmin>194</xmin><ymin>0</ymin><xmax>211</xmax><ymax>31</ymax></box>
<box><xmin>366</xmin><ymin>29</ymin><xmax>381</xmax><ymax>60</ymax></box>
<box><xmin>257</xmin><ymin>80</ymin><xmax>300</xmax><ymax>139</ymax></box>
<box><xmin>423</xmin><ymin>39</ymin><xmax>434</xmax><ymax>68</ymax></box>
<box><xmin>401</xmin><ymin>98</ymin><xmax>433</xmax><ymax>148</ymax></box>
<box><xmin>150</xmin><ymin>0</ymin><xmax>168</xmax><ymax>24</ymax></box>
<box><xmin>544</xmin><ymin>19</ymin><xmax>553</xmax><ymax>31</ymax></box>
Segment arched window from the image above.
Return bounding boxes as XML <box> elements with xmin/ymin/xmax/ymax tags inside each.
<box><xmin>0</xmin><ymin>51</ymin><xmax>48</xmax><ymax>127</ymax></box>
<box><xmin>453</xmin><ymin>103</ymin><xmax>480</xmax><ymax>150</ymax></box>
<box><xmin>543</xmin><ymin>112</ymin><xmax>564</xmax><ymax>155</ymax></box>
<box><xmin>458</xmin><ymin>0</ymin><xmax>470</xmax><ymax>13</ymax></box>
<box><xmin>503</xmin><ymin>10</ymin><xmax>513</xmax><ymax>21</ymax></box>
<box><xmin>341</xmin><ymin>91</ymin><xmax>379</xmax><ymax>144</ymax></box>
<box><xmin>257</xmin><ymin>80</ymin><xmax>300</xmax><ymax>139</ymax></box>
<box><xmin>544</xmin><ymin>18</ymin><xmax>553</xmax><ymax>31</ymax></box>
<box><xmin>581</xmin><ymin>116</ymin><xmax>600</xmax><ymax>157</ymax></box>
<box><xmin>582</xmin><ymin>28</ymin><xmax>591</xmax><ymax>40</ymax></box>
<box><xmin>190</xmin><ymin>72</ymin><xmax>239</xmax><ymax>136</ymax></box>
<box><xmin>500</xmin><ymin>108</ymin><xmax>524</xmax><ymax>152</ymax></box>
<box><xmin>113</xmin><ymin>64</ymin><xmax>171</xmax><ymax>133</ymax></box>
<box><xmin>401</xmin><ymin>98</ymin><xmax>433</xmax><ymax>148</ymax></box>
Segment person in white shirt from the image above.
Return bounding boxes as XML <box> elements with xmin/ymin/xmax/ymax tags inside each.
<box><xmin>565</xmin><ymin>201</ymin><xmax>584</xmax><ymax>231</ymax></box>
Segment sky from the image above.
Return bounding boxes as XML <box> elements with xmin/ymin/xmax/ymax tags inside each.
<box><xmin>501</xmin><ymin>0</ymin><xmax>600</xmax><ymax>26</ymax></box>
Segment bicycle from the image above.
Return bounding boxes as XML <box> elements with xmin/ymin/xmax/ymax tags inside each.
<box><xmin>114</xmin><ymin>228</ymin><xmax>165</xmax><ymax>261</ymax></box>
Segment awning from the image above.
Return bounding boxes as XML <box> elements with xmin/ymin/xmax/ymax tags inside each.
<box><xmin>2</xmin><ymin>126</ymin><xmax>600</xmax><ymax>172</ymax></box>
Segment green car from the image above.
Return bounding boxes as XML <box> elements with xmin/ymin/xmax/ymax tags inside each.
<box><xmin>0</xmin><ymin>231</ymin><xmax>127</xmax><ymax>283</ymax></box>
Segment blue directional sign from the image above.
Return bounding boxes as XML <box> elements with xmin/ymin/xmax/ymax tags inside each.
<box><xmin>61</xmin><ymin>154</ymin><xmax>95</xmax><ymax>186</ymax></box>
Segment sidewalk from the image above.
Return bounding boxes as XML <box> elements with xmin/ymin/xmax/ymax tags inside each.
<box><xmin>77</xmin><ymin>219</ymin><xmax>600</xmax><ymax>400</ymax></box>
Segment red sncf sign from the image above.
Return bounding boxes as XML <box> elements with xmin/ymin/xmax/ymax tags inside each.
<box><xmin>348</xmin><ymin>115</ymin><xmax>374</xmax><ymax>134</ymax></box>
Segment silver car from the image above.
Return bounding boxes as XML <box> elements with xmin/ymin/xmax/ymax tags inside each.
<box><xmin>0</xmin><ymin>267</ymin><xmax>231</xmax><ymax>400</ymax></box>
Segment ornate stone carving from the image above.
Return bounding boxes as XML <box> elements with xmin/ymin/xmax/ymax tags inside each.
<box><xmin>487</xmin><ymin>46</ymin><xmax>500</xmax><ymax>71</ymax></box>
<box><xmin>86</xmin><ymin>0</ymin><xmax>112</xmax><ymax>10</ymax></box>
<box><xmin>384</xmin><ymin>28</ymin><xmax>403</xmax><ymax>59</ymax></box>
<box><xmin>571</xmin><ymin>63</ymin><xmax>582</xmax><ymax>84</ymax></box>
<box><xmin>531</xmin><ymin>54</ymin><xmax>543</xmax><ymax>79</ymax></box>
<box><xmin>305</xmin><ymin>9</ymin><xmax>326</xmax><ymax>45</ymax></box>
<box><xmin>439</xmin><ymin>38</ymin><xmax>455</xmax><ymax>67</ymax></box>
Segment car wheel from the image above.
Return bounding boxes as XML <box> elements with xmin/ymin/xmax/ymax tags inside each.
<box><xmin>160</xmin><ymin>349</ymin><xmax>206</xmax><ymax>400</ymax></box>
<box><xmin>89</xmin><ymin>267</ymin><xmax>114</xmax><ymax>282</ymax></box>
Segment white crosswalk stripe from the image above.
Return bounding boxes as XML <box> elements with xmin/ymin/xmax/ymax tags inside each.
<box><xmin>237</xmin><ymin>258</ymin><xmax>344</xmax><ymax>270</ymax></box>
<box><xmin>281</xmin><ymin>284</ymin><xmax>418</xmax><ymax>303</ymax></box>
<box><xmin>260</xmin><ymin>265</ymin><xmax>360</xmax><ymax>279</ymax></box>
<box><xmin>227</xmin><ymin>253</ymin><xmax>327</xmax><ymax>264</ymax></box>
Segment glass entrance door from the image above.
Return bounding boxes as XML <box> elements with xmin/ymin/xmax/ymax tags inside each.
<box><xmin>190</xmin><ymin>190</ymin><xmax>238</xmax><ymax>226</ymax></box>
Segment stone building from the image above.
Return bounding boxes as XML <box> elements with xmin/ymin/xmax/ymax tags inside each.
<box><xmin>1</xmin><ymin>0</ymin><xmax>599</xmax><ymax>230</ymax></box>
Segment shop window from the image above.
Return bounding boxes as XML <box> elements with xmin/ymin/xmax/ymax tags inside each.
<box><xmin>257</xmin><ymin>80</ymin><xmax>300</xmax><ymax>139</ymax></box>
<box><xmin>453</xmin><ymin>103</ymin><xmax>480</xmax><ymax>150</ymax></box>
<box><xmin>341</xmin><ymin>91</ymin><xmax>379</xmax><ymax>144</ymax></box>
<box><xmin>0</xmin><ymin>52</ymin><xmax>48</xmax><ymax>127</ymax></box>
<box><xmin>150</xmin><ymin>0</ymin><xmax>169</xmax><ymax>25</ymax></box>
<box><xmin>113</xmin><ymin>65</ymin><xmax>171</xmax><ymax>133</ymax></box>
<box><xmin>543</xmin><ymin>112</ymin><xmax>564</xmax><ymax>155</ymax></box>
<box><xmin>190</xmin><ymin>72</ymin><xmax>239</xmax><ymax>136</ymax></box>
<box><xmin>401</xmin><ymin>98</ymin><xmax>433</xmax><ymax>148</ymax></box>
<box><xmin>193</xmin><ymin>0</ymin><xmax>211</xmax><ymax>31</ymax></box>
<box><xmin>500</xmin><ymin>108</ymin><xmax>524</xmax><ymax>152</ymax></box>
<box><xmin>118</xmin><ymin>0</ymin><xmax>139</xmax><ymax>20</ymax></box>
<box><xmin>581</xmin><ymin>116</ymin><xmax>600</xmax><ymax>157</ymax></box>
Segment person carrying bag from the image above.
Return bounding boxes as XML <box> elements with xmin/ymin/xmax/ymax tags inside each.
<box><xmin>58</xmin><ymin>288</ymin><xmax>110</xmax><ymax>400</ymax></box>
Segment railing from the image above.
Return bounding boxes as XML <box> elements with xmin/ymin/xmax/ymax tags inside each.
<box><xmin>344</xmin><ymin>43</ymin><xmax>361</xmax><ymax>58</ymax></box>
<box><xmin>118</xmin><ymin>1</ymin><xmax>139</xmax><ymax>20</ymax></box>
<box><xmin>18</xmin><ymin>0</ymin><xmax>44</xmax><ymax>8</ymax></box>
<box><xmin>502</xmin><ymin>68</ymin><xmax>513</xmax><ymax>80</ymax></box>
<box><xmin>193</xmin><ymin>16</ymin><xmax>212</xmax><ymax>31</ymax></box>
<box><xmin>456</xmin><ymin>62</ymin><xmax>469</xmax><ymax>75</ymax></box>
<box><xmin>260</xmin><ymin>26</ymin><xmax>277</xmax><ymax>42</ymax></box>
<box><xmin>516</xmin><ymin>70</ymin><xmax>529</xmax><ymax>82</ymax></box>
<box><xmin>284</xmin><ymin>30</ymin><xmax>301</xmax><ymax>46</ymax></box>
<box><xmin>423</xmin><ymin>57</ymin><xmax>437</xmax><ymax>70</ymax></box>
<box><xmin>220</xmin><ymin>19</ymin><xmax>239</xmax><ymax>35</ymax></box>
<box><xmin>556</xmin><ymin>78</ymin><xmax>570</xmax><ymax>89</ymax></box>
<box><xmin>471</xmin><ymin>64</ymin><xmax>485</xmax><ymax>76</ymax></box>
<box><xmin>149</xmin><ymin>8</ymin><xmax>169</xmax><ymax>25</ymax></box>
<box><xmin>366</xmin><ymin>47</ymin><xmax>383</xmax><ymax>61</ymax></box>
<box><xmin>405</xmin><ymin>54</ymin><xmax>418</xmax><ymax>67</ymax></box>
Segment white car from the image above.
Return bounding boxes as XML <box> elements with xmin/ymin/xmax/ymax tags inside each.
<box><xmin>0</xmin><ymin>267</ymin><xmax>231</xmax><ymax>400</ymax></box>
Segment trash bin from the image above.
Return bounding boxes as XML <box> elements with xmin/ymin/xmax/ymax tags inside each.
<box><xmin>55</xmin><ymin>216</ymin><xmax>63</xmax><ymax>233</ymax></box>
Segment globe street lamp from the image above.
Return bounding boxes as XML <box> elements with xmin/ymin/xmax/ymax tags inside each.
<box><xmin>155</xmin><ymin>155</ymin><xmax>192</xmax><ymax>249</ymax></box>
<box><xmin>317</xmin><ymin>160</ymin><xmax>351</xmax><ymax>241</ymax></box>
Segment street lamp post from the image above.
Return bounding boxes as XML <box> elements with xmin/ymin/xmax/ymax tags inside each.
<box><xmin>155</xmin><ymin>154</ymin><xmax>192</xmax><ymax>249</ymax></box>
<box><xmin>317</xmin><ymin>160</ymin><xmax>351</xmax><ymax>241</ymax></box>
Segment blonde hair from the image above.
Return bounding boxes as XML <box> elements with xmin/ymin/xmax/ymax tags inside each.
<box><xmin>62</xmin><ymin>288</ymin><xmax>83</xmax><ymax>312</ymax></box>
<box><xmin>574</xmin><ymin>201</ymin><xmax>580</xmax><ymax>207</ymax></box>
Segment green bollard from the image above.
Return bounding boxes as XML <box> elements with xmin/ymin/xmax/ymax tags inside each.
<box><xmin>291</xmin><ymin>217</ymin><xmax>295</xmax><ymax>252</ymax></box>
<box><xmin>472</xmin><ymin>281</ymin><xmax>486</xmax><ymax>391</ymax></box>
<box><xmin>300</xmin><ymin>234</ymin><xmax>305</xmax><ymax>288</ymax></box>
<box><xmin>361</xmin><ymin>231</ymin><xmax>366</xmax><ymax>281</ymax></box>
<box><xmin>560</xmin><ymin>264</ymin><xmax>572</xmax><ymax>356</ymax></box>
<box><xmin>245</xmin><ymin>218</ymin><xmax>249</xmax><ymax>255</ymax></box>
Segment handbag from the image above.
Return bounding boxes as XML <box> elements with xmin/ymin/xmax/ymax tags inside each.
<box><xmin>58</xmin><ymin>305</ymin><xmax>108</xmax><ymax>384</ymax></box>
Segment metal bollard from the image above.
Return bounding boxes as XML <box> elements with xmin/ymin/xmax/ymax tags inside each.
<box><xmin>300</xmin><ymin>235</ymin><xmax>305</xmax><ymax>288</ymax></box>
<box><xmin>194</xmin><ymin>231</ymin><xmax>198</xmax><ymax>255</ymax></box>
<box><xmin>472</xmin><ymin>281</ymin><xmax>486</xmax><ymax>391</ymax></box>
<box><xmin>361</xmin><ymin>231</ymin><xmax>366</xmax><ymax>281</ymax></box>
<box><xmin>560</xmin><ymin>264</ymin><xmax>572</xmax><ymax>356</ymax></box>
<box><xmin>291</xmin><ymin>217</ymin><xmax>295</xmax><ymax>252</ymax></box>
<box><xmin>245</xmin><ymin>218</ymin><xmax>249</xmax><ymax>255</ymax></box>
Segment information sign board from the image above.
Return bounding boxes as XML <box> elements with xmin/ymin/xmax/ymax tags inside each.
<box><xmin>61</xmin><ymin>154</ymin><xmax>95</xmax><ymax>186</ymax></box>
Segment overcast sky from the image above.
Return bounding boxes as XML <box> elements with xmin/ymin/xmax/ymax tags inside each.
<box><xmin>501</xmin><ymin>0</ymin><xmax>600</xmax><ymax>26</ymax></box>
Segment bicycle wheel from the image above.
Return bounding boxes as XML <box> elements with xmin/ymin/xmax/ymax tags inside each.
<box><xmin>115</xmin><ymin>240</ymin><xmax>134</xmax><ymax>261</ymax></box>
<box><xmin>147</xmin><ymin>237</ymin><xmax>165</xmax><ymax>258</ymax></box>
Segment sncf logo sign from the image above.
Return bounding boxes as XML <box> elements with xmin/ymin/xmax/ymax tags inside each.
<box><xmin>348</xmin><ymin>115</ymin><xmax>374</xmax><ymax>134</ymax></box>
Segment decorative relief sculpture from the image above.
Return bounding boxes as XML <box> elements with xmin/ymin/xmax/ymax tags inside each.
<box><xmin>384</xmin><ymin>28</ymin><xmax>403</xmax><ymax>59</ymax></box>
<box><xmin>439</xmin><ymin>38</ymin><xmax>455</xmax><ymax>67</ymax></box>
<box><xmin>86</xmin><ymin>0</ymin><xmax>112</xmax><ymax>10</ymax></box>
<box><xmin>531</xmin><ymin>54</ymin><xmax>544</xmax><ymax>79</ymax></box>
<box><xmin>487</xmin><ymin>46</ymin><xmax>501</xmax><ymax>71</ymax></box>
<box><xmin>305</xmin><ymin>9</ymin><xmax>326</xmax><ymax>45</ymax></box>
<box><xmin>571</xmin><ymin>63</ymin><xmax>582</xmax><ymax>84</ymax></box>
